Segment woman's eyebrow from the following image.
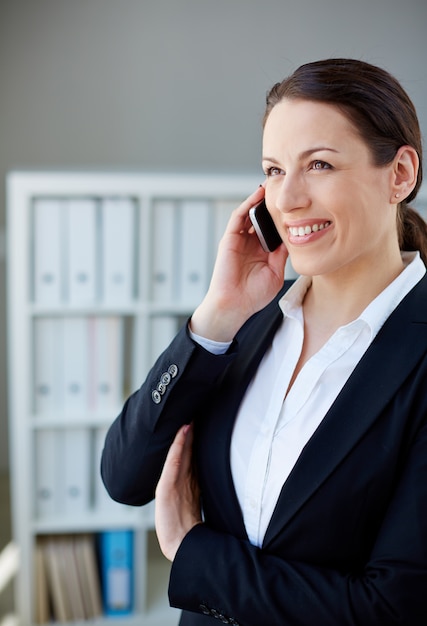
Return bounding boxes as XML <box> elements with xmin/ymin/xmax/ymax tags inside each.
<box><xmin>262</xmin><ymin>147</ymin><xmax>340</xmax><ymax>164</ymax></box>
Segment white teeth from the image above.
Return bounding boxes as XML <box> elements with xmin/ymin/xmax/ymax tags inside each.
<box><xmin>289</xmin><ymin>222</ymin><xmax>330</xmax><ymax>237</ymax></box>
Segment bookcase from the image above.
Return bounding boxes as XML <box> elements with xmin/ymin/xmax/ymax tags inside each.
<box><xmin>6</xmin><ymin>170</ymin><xmax>267</xmax><ymax>625</ymax></box>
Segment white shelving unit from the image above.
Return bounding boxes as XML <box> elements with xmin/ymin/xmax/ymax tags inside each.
<box><xmin>6</xmin><ymin>171</ymin><xmax>260</xmax><ymax>626</ymax></box>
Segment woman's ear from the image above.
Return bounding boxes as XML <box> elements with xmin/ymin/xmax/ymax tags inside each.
<box><xmin>390</xmin><ymin>145</ymin><xmax>419</xmax><ymax>203</ymax></box>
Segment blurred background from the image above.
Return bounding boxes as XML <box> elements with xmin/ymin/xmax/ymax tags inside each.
<box><xmin>0</xmin><ymin>0</ymin><xmax>426</xmax><ymax>596</ymax></box>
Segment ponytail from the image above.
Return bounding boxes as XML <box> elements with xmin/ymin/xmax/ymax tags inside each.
<box><xmin>398</xmin><ymin>205</ymin><xmax>427</xmax><ymax>266</ymax></box>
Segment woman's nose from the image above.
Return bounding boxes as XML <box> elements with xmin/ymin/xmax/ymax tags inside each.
<box><xmin>274</xmin><ymin>174</ymin><xmax>311</xmax><ymax>214</ymax></box>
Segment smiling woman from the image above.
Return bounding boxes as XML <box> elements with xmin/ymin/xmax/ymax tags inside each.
<box><xmin>102</xmin><ymin>59</ymin><xmax>427</xmax><ymax>625</ymax></box>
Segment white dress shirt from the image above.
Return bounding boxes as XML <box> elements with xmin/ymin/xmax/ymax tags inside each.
<box><xmin>191</xmin><ymin>252</ymin><xmax>426</xmax><ymax>547</ymax></box>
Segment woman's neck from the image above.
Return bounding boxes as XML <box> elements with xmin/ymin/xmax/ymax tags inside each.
<box><xmin>304</xmin><ymin>251</ymin><xmax>405</xmax><ymax>332</ymax></box>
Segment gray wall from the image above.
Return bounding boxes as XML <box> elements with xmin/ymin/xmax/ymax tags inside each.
<box><xmin>1</xmin><ymin>0</ymin><xmax>426</xmax><ymax>471</ymax></box>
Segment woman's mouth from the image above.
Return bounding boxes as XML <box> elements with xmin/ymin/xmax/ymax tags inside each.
<box><xmin>288</xmin><ymin>221</ymin><xmax>331</xmax><ymax>237</ymax></box>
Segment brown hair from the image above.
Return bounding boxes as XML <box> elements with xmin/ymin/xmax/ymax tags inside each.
<box><xmin>264</xmin><ymin>58</ymin><xmax>427</xmax><ymax>264</ymax></box>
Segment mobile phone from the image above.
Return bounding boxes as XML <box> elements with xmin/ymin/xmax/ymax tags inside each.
<box><xmin>249</xmin><ymin>200</ymin><xmax>282</xmax><ymax>252</ymax></box>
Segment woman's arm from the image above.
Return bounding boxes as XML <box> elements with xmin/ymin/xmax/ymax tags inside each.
<box><xmin>100</xmin><ymin>325</ymin><xmax>236</xmax><ymax>505</ymax></box>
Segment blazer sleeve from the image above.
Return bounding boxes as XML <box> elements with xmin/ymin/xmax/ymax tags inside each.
<box><xmin>168</xmin><ymin>417</ymin><xmax>427</xmax><ymax>626</ymax></box>
<box><xmin>100</xmin><ymin>322</ymin><xmax>237</xmax><ymax>505</ymax></box>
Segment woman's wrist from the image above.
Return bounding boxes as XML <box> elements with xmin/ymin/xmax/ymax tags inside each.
<box><xmin>190</xmin><ymin>296</ymin><xmax>249</xmax><ymax>343</ymax></box>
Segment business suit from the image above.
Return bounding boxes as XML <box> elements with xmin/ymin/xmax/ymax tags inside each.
<box><xmin>101</xmin><ymin>274</ymin><xmax>427</xmax><ymax>625</ymax></box>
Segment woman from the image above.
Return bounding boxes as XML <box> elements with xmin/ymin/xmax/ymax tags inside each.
<box><xmin>101</xmin><ymin>59</ymin><xmax>427</xmax><ymax>625</ymax></box>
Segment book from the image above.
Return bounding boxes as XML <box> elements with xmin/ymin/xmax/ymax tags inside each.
<box><xmin>34</xmin><ymin>539</ymin><xmax>50</xmax><ymax>624</ymax></box>
<box><xmin>74</xmin><ymin>533</ymin><xmax>103</xmax><ymax>619</ymax></box>
<box><xmin>42</xmin><ymin>536</ymin><xmax>71</xmax><ymax>623</ymax></box>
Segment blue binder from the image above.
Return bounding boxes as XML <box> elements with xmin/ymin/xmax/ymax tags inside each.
<box><xmin>98</xmin><ymin>529</ymin><xmax>133</xmax><ymax>616</ymax></box>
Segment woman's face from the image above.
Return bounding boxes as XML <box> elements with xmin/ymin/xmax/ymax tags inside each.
<box><xmin>262</xmin><ymin>98</ymin><xmax>399</xmax><ymax>279</ymax></box>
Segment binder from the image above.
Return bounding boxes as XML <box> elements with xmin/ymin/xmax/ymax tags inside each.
<box><xmin>212</xmin><ymin>199</ymin><xmax>235</xmax><ymax>253</ymax></box>
<box><xmin>33</xmin><ymin>198</ymin><xmax>64</xmax><ymax>304</ymax></box>
<box><xmin>88</xmin><ymin>316</ymin><xmax>124</xmax><ymax>412</ymax></box>
<box><xmin>101</xmin><ymin>198</ymin><xmax>135</xmax><ymax>304</ymax></box>
<box><xmin>34</xmin><ymin>429</ymin><xmax>59</xmax><ymax>519</ymax></box>
<box><xmin>150</xmin><ymin>315</ymin><xmax>178</xmax><ymax>363</ymax></box>
<box><xmin>33</xmin><ymin>317</ymin><xmax>64</xmax><ymax>415</ymax></box>
<box><xmin>151</xmin><ymin>200</ymin><xmax>176</xmax><ymax>301</ymax></box>
<box><xmin>62</xmin><ymin>317</ymin><xmax>88</xmax><ymax>413</ymax></box>
<box><xmin>98</xmin><ymin>529</ymin><xmax>133</xmax><ymax>616</ymax></box>
<box><xmin>178</xmin><ymin>200</ymin><xmax>210</xmax><ymax>303</ymax></box>
<box><xmin>93</xmin><ymin>427</ymin><xmax>126</xmax><ymax>513</ymax></box>
<box><xmin>61</xmin><ymin>428</ymin><xmax>91</xmax><ymax>515</ymax></box>
<box><xmin>66</xmin><ymin>198</ymin><xmax>97</xmax><ymax>304</ymax></box>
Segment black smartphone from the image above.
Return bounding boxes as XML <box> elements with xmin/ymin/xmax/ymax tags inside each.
<box><xmin>249</xmin><ymin>200</ymin><xmax>282</xmax><ymax>252</ymax></box>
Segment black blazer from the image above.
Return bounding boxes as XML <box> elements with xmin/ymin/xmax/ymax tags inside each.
<box><xmin>101</xmin><ymin>275</ymin><xmax>427</xmax><ymax>626</ymax></box>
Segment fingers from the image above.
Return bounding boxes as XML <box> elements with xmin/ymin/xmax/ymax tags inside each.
<box><xmin>227</xmin><ymin>186</ymin><xmax>266</xmax><ymax>234</ymax></box>
<box><xmin>157</xmin><ymin>423</ymin><xmax>194</xmax><ymax>491</ymax></box>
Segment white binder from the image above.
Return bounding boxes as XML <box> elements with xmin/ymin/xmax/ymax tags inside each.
<box><xmin>150</xmin><ymin>315</ymin><xmax>178</xmax><ymax>363</ymax></box>
<box><xmin>94</xmin><ymin>427</ymin><xmax>120</xmax><ymax>513</ymax></box>
<box><xmin>62</xmin><ymin>317</ymin><xmax>89</xmax><ymax>413</ymax></box>
<box><xmin>66</xmin><ymin>199</ymin><xmax>97</xmax><ymax>304</ymax></box>
<box><xmin>61</xmin><ymin>428</ymin><xmax>91</xmax><ymax>515</ymax></box>
<box><xmin>101</xmin><ymin>198</ymin><xmax>135</xmax><ymax>304</ymax></box>
<box><xmin>88</xmin><ymin>316</ymin><xmax>124</xmax><ymax>412</ymax></box>
<box><xmin>33</xmin><ymin>198</ymin><xmax>64</xmax><ymax>304</ymax></box>
<box><xmin>35</xmin><ymin>429</ymin><xmax>59</xmax><ymax>518</ymax></box>
<box><xmin>33</xmin><ymin>317</ymin><xmax>64</xmax><ymax>415</ymax></box>
<box><xmin>151</xmin><ymin>200</ymin><xmax>176</xmax><ymax>301</ymax></box>
<box><xmin>212</xmin><ymin>199</ymin><xmax>235</xmax><ymax>253</ymax></box>
<box><xmin>178</xmin><ymin>200</ymin><xmax>210</xmax><ymax>303</ymax></box>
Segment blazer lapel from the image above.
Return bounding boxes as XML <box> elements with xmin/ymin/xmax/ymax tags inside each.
<box><xmin>263</xmin><ymin>274</ymin><xmax>427</xmax><ymax>548</ymax></box>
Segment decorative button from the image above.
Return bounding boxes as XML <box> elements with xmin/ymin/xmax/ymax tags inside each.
<box><xmin>157</xmin><ymin>382</ymin><xmax>167</xmax><ymax>395</ymax></box>
<box><xmin>199</xmin><ymin>604</ymin><xmax>210</xmax><ymax>615</ymax></box>
<box><xmin>151</xmin><ymin>390</ymin><xmax>161</xmax><ymax>404</ymax></box>
<box><xmin>160</xmin><ymin>372</ymin><xmax>171</xmax><ymax>386</ymax></box>
<box><xmin>168</xmin><ymin>364</ymin><xmax>178</xmax><ymax>378</ymax></box>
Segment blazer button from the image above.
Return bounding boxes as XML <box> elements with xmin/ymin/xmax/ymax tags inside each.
<box><xmin>160</xmin><ymin>372</ymin><xmax>172</xmax><ymax>386</ymax></box>
<box><xmin>168</xmin><ymin>363</ymin><xmax>178</xmax><ymax>378</ymax></box>
<box><xmin>151</xmin><ymin>390</ymin><xmax>162</xmax><ymax>404</ymax></box>
<box><xmin>199</xmin><ymin>604</ymin><xmax>210</xmax><ymax>615</ymax></box>
<box><xmin>157</xmin><ymin>382</ymin><xmax>167</xmax><ymax>395</ymax></box>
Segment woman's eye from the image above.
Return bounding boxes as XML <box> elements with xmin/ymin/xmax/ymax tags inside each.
<box><xmin>311</xmin><ymin>160</ymin><xmax>331</xmax><ymax>170</ymax></box>
<box><xmin>265</xmin><ymin>166</ymin><xmax>284</xmax><ymax>177</ymax></box>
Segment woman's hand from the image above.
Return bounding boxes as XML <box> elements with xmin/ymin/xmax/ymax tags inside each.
<box><xmin>191</xmin><ymin>186</ymin><xmax>288</xmax><ymax>342</ymax></box>
<box><xmin>155</xmin><ymin>423</ymin><xmax>202</xmax><ymax>561</ymax></box>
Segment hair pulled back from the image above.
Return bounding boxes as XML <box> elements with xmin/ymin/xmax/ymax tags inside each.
<box><xmin>264</xmin><ymin>58</ymin><xmax>427</xmax><ymax>264</ymax></box>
